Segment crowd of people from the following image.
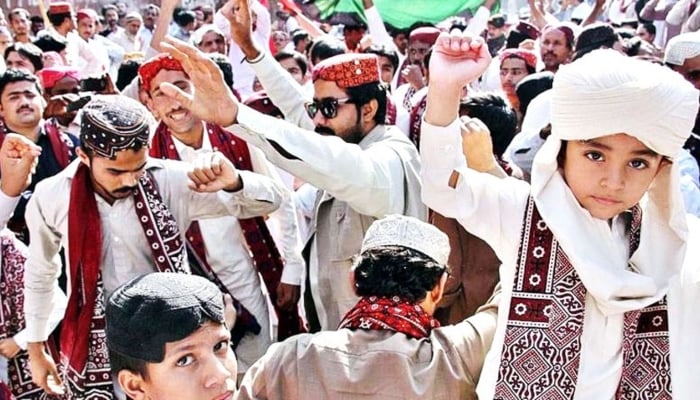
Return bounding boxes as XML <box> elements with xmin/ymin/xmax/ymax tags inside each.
<box><xmin>0</xmin><ymin>0</ymin><xmax>698</xmax><ymax>398</ymax></box>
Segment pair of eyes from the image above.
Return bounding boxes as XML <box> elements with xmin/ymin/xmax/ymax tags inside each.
<box><xmin>175</xmin><ymin>339</ymin><xmax>230</xmax><ymax>367</ymax></box>
<box><xmin>584</xmin><ymin>151</ymin><xmax>651</xmax><ymax>170</ymax></box>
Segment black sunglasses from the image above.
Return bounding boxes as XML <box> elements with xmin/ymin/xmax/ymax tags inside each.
<box><xmin>305</xmin><ymin>97</ymin><xmax>353</xmax><ymax>119</ymax></box>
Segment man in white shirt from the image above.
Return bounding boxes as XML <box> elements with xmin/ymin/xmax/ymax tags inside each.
<box><xmin>139</xmin><ymin>53</ymin><xmax>306</xmax><ymax>376</ymax></box>
<box><xmin>24</xmin><ymin>95</ymin><xmax>284</xmax><ymax>398</ymax></box>
<box><xmin>109</xmin><ymin>12</ymin><xmax>145</xmax><ymax>54</ymax></box>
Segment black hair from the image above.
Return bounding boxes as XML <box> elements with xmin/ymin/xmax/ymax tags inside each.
<box><xmin>116</xmin><ymin>59</ymin><xmax>143</xmax><ymax>91</ymax></box>
<box><xmin>346</xmin><ymin>81</ymin><xmax>387</xmax><ymax>125</ymax></box>
<box><xmin>174</xmin><ymin>9</ymin><xmax>196</xmax><ymax>28</ymax></box>
<box><xmin>386</xmin><ymin>24</ymin><xmax>411</xmax><ymax>40</ymax></box>
<box><xmin>47</xmin><ymin>12</ymin><xmax>71</xmax><ymax>27</ymax></box>
<box><xmin>515</xmin><ymin>71</ymin><xmax>554</xmax><ymax>115</ymax></box>
<box><xmin>640</xmin><ymin>21</ymin><xmax>656</xmax><ymax>37</ymax></box>
<box><xmin>4</xmin><ymin>42</ymin><xmax>44</xmax><ymax>72</ymax></box>
<box><xmin>573</xmin><ymin>23</ymin><xmax>621</xmax><ymax>61</ymax></box>
<box><xmin>0</xmin><ymin>68</ymin><xmax>43</xmax><ymax>98</ymax></box>
<box><xmin>274</xmin><ymin>50</ymin><xmax>308</xmax><ymax>76</ymax></box>
<box><xmin>291</xmin><ymin>30</ymin><xmax>310</xmax><ymax>47</ymax></box>
<box><xmin>308</xmin><ymin>36</ymin><xmax>345</xmax><ymax>66</ymax></box>
<box><xmin>363</xmin><ymin>45</ymin><xmax>399</xmax><ymax>74</ymax></box>
<box><xmin>30</xmin><ymin>15</ymin><xmax>44</xmax><ymax>23</ymax></box>
<box><xmin>109</xmin><ymin>348</ymin><xmax>149</xmax><ymax>378</ymax></box>
<box><xmin>33</xmin><ymin>32</ymin><xmax>68</xmax><ymax>53</ymax></box>
<box><xmin>208</xmin><ymin>53</ymin><xmax>235</xmax><ymax>89</ymax></box>
<box><xmin>102</xmin><ymin>4</ymin><xmax>118</xmax><ymax>17</ymax></box>
<box><xmin>459</xmin><ymin>93</ymin><xmax>518</xmax><ymax>157</ymax></box>
<box><xmin>353</xmin><ymin>246</ymin><xmax>446</xmax><ymax>302</ymax></box>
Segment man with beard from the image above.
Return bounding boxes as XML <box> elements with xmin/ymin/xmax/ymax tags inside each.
<box><xmin>24</xmin><ymin>94</ymin><xmax>284</xmax><ymax>398</ymax></box>
<box><xmin>139</xmin><ymin>4</ymin><xmax>159</xmax><ymax>46</ymax></box>
<box><xmin>161</xmin><ymin>0</ymin><xmax>425</xmax><ymax>332</ymax></box>
<box><xmin>0</xmin><ymin>69</ymin><xmax>79</xmax><ymax>243</ymax></box>
<box><xmin>539</xmin><ymin>23</ymin><xmax>575</xmax><ymax>73</ymax></box>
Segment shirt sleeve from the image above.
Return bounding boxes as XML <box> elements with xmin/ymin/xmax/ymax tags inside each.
<box><xmin>0</xmin><ymin>191</ymin><xmax>19</xmax><ymax>228</ymax></box>
<box><xmin>420</xmin><ymin>118</ymin><xmax>529</xmax><ymax>262</ymax></box>
<box><xmin>365</xmin><ymin>6</ymin><xmax>398</xmax><ymax>51</ymax></box>
<box><xmin>232</xmin><ymin>106</ymin><xmax>407</xmax><ymax>218</ymax></box>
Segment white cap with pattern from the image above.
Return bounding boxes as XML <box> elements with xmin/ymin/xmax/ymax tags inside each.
<box><xmin>664</xmin><ymin>31</ymin><xmax>700</xmax><ymax>66</ymax></box>
<box><xmin>360</xmin><ymin>215</ymin><xmax>450</xmax><ymax>267</ymax></box>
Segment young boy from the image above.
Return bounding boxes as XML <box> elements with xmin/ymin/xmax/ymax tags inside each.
<box><xmin>420</xmin><ymin>31</ymin><xmax>700</xmax><ymax>398</ymax></box>
<box><xmin>105</xmin><ymin>273</ymin><xmax>237</xmax><ymax>400</ymax></box>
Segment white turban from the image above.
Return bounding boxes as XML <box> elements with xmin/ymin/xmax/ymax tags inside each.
<box><xmin>531</xmin><ymin>50</ymin><xmax>699</xmax><ymax>316</ymax></box>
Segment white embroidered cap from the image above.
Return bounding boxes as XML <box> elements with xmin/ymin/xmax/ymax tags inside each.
<box><xmin>664</xmin><ymin>31</ymin><xmax>700</xmax><ymax>66</ymax></box>
<box><xmin>360</xmin><ymin>215</ymin><xmax>450</xmax><ymax>266</ymax></box>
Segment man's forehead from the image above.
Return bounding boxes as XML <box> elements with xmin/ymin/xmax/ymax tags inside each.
<box><xmin>313</xmin><ymin>79</ymin><xmax>347</xmax><ymax>98</ymax></box>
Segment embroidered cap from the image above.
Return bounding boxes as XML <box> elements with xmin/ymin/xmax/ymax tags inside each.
<box><xmin>244</xmin><ymin>91</ymin><xmax>283</xmax><ymax>118</ymax></box>
<box><xmin>312</xmin><ymin>53</ymin><xmax>380</xmax><ymax>88</ymax></box>
<box><xmin>48</xmin><ymin>1</ymin><xmax>73</xmax><ymax>15</ymax></box>
<box><xmin>409</xmin><ymin>26</ymin><xmax>441</xmax><ymax>46</ymax></box>
<box><xmin>499</xmin><ymin>48</ymin><xmax>538</xmax><ymax>69</ymax></box>
<box><xmin>80</xmin><ymin>95</ymin><xmax>150</xmax><ymax>158</ymax></box>
<box><xmin>361</xmin><ymin>215</ymin><xmax>450</xmax><ymax>266</ymax></box>
<box><xmin>106</xmin><ymin>273</ymin><xmax>225</xmax><ymax>363</ymax></box>
<box><xmin>664</xmin><ymin>31</ymin><xmax>700</xmax><ymax>66</ymax></box>
<box><xmin>76</xmin><ymin>8</ymin><xmax>98</xmax><ymax>22</ymax></box>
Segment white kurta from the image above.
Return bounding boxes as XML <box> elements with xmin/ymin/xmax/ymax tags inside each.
<box><xmin>23</xmin><ymin>158</ymin><xmax>283</xmax><ymax>342</ymax></box>
<box><xmin>170</xmin><ymin>128</ymin><xmax>304</xmax><ymax>372</ymax></box>
<box><xmin>420</xmin><ymin>118</ymin><xmax>700</xmax><ymax>400</ymax></box>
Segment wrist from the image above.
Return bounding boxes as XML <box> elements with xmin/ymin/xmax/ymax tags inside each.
<box><xmin>0</xmin><ymin>183</ymin><xmax>22</xmax><ymax>198</ymax></box>
<box><xmin>223</xmin><ymin>174</ymin><xmax>243</xmax><ymax>192</ymax></box>
<box><xmin>242</xmin><ymin>43</ymin><xmax>262</xmax><ymax>61</ymax></box>
<box><xmin>27</xmin><ymin>342</ymin><xmax>45</xmax><ymax>355</ymax></box>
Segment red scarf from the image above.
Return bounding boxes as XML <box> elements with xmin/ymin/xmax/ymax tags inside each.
<box><xmin>150</xmin><ymin>122</ymin><xmax>306</xmax><ymax>340</ymax></box>
<box><xmin>408</xmin><ymin>93</ymin><xmax>428</xmax><ymax>149</ymax></box>
<box><xmin>339</xmin><ymin>296</ymin><xmax>440</xmax><ymax>339</ymax></box>
<box><xmin>0</xmin><ymin>233</ymin><xmax>45</xmax><ymax>399</ymax></box>
<box><xmin>61</xmin><ymin>163</ymin><xmax>187</xmax><ymax>398</ymax></box>
<box><xmin>494</xmin><ymin>198</ymin><xmax>671</xmax><ymax>399</ymax></box>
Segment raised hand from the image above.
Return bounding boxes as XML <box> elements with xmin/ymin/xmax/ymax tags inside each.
<box><xmin>460</xmin><ymin>116</ymin><xmax>497</xmax><ymax>172</ymax></box>
<box><xmin>401</xmin><ymin>64</ymin><xmax>425</xmax><ymax>90</ymax></box>
<box><xmin>160</xmin><ymin>37</ymin><xmax>239</xmax><ymax>127</ymax></box>
<box><xmin>0</xmin><ymin>133</ymin><xmax>41</xmax><ymax>197</ymax></box>
<box><xmin>429</xmin><ymin>30</ymin><xmax>491</xmax><ymax>90</ymax></box>
<box><xmin>220</xmin><ymin>0</ymin><xmax>259</xmax><ymax>58</ymax></box>
<box><xmin>188</xmin><ymin>151</ymin><xmax>242</xmax><ymax>193</ymax></box>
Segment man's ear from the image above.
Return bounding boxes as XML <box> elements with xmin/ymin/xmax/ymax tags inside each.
<box><xmin>142</xmin><ymin>91</ymin><xmax>158</xmax><ymax>119</ymax></box>
<box><xmin>76</xmin><ymin>147</ymin><xmax>90</xmax><ymax>166</ymax></box>
<box><xmin>361</xmin><ymin>98</ymin><xmax>379</xmax><ymax>123</ymax></box>
<box><xmin>117</xmin><ymin>369</ymin><xmax>148</xmax><ymax>400</ymax></box>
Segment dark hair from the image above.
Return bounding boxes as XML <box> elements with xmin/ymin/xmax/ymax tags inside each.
<box><xmin>102</xmin><ymin>4</ymin><xmax>118</xmax><ymax>17</ymax></box>
<box><xmin>515</xmin><ymin>71</ymin><xmax>554</xmax><ymax>115</ymax></box>
<box><xmin>459</xmin><ymin>93</ymin><xmax>518</xmax><ymax>157</ymax></box>
<box><xmin>308</xmin><ymin>36</ymin><xmax>346</xmax><ymax>66</ymax></box>
<box><xmin>274</xmin><ymin>50</ymin><xmax>308</xmax><ymax>76</ymax></box>
<box><xmin>640</xmin><ymin>22</ymin><xmax>656</xmax><ymax>37</ymax></box>
<box><xmin>109</xmin><ymin>348</ymin><xmax>149</xmax><ymax>378</ymax></box>
<box><xmin>363</xmin><ymin>45</ymin><xmax>399</xmax><ymax>74</ymax></box>
<box><xmin>386</xmin><ymin>24</ymin><xmax>411</xmax><ymax>40</ymax></box>
<box><xmin>4</xmin><ymin>42</ymin><xmax>44</xmax><ymax>72</ymax></box>
<box><xmin>33</xmin><ymin>32</ymin><xmax>68</xmax><ymax>53</ymax></box>
<box><xmin>208</xmin><ymin>53</ymin><xmax>234</xmax><ymax>89</ymax></box>
<box><xmin>573</xmin><ymin>23</ymin><xmax>620</xmax><ymax>61</ymax></box>
<box><xmin>0</xmin><ymin>68</ymin><xmax>42</xmax><ymax>98</ymax></box>
<box><xmin>291</xmin><ymin>30</ymin><xmax>309</xmax><ymax>47</ymax></box>
<box><xmin>116</xmin><ymin>59</ymin><xmax>143</xmax><ymax>91</ymax></box>
<box><xmin>346</xmin><ymin>81</ymin><xmax>387</xmax><ymax>125</ymax></box>
<box><xmin>353</xmin><ymin>246</ymin><xmax>445</xmax><ymax>302</ymax></box>
<box><xmin>30</xmin><ymin>15</ymin><xmax>44</xmax><ymax>23</ymax></box>
<box><xmin>174</xmin><ymin>9</ymin><xmax>196</xmax><ymax>28</ymax></box>
<box><xmin>47</xmin><ymin>12</ymin><xmax>71</xmax><ymax>27</ymax></box>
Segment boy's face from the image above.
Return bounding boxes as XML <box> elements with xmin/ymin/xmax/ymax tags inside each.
<box><xmin>131</xmin><ymin>322</ymin><xmax>237</xmax><ymax>400</ymax></box>
<box><xmin>561</xmin><ymin>133</ymin><xmax>664</xmax><ymax>220</ymax></box>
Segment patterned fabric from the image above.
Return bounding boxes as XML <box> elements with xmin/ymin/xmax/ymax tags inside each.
<box><xmin>408</xmin><ymin>93</ymin><xmax>427</xmax><ymax>149</ymax></box>
<box><xmin>402</xmin><ymin>86</ymin><xmax>416</xmax><ymax>113</ymax></box>
<box><xmin>385</xmin><ymin>97</ymin><xmax>397</xmax><ymax>126</ymax></box>
<box><xmin>339</xmin><ymin>296</ymin><xmax>440</xmax><ymax>339</ymax></box>
<box><xmin>499</xmin><ymin>49</ymin><xmax>538</xmax><ymax>70</ymax></box>
<box><xmin>312</xmin><ymin>53</ymin><xmax>380</xmax><ymax>88</ymax></box>
<box><xmin>494</xmin><ymin>198</ymin><xmax>671</xmax><ymax>400</ymax></box>
<box><xmin>0</xmin><ymin>233</ymin><xmax>45</xmax><ymax>399</ymax></box>
<box><xmin>62</xmin><ymin>164</ymin><xmax>187</xmax><ymax>399</ymax></box>
<box><xmin>80</xmin><ymin>95</ymin><xmax>149</xmax><ymax>159</ymax></box>
<box><xmin>137</xmin><ymin>54</ymin><xmax>185</xmax><ymax>93</ymax></box>
<box><xmin>150</xmin><ymin>122</ymin><xmax>306</xmax><ymax>340</ymax></box>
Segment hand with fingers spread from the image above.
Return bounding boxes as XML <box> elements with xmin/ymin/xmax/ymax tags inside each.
<box><xmin>429</xmin><ymin>30</ymin><xmax>492</xmax><ymax>90</ymax></box>
<box><xmin>187</xmin><ymin>151</ymin><xmax>242</xmax><ymax>193</ymax></box>
<box><xmin>28</xmin><ymin>342</ymin><xmax>65</xmax><ymax>396</ymax></box>
<box><xmin>221</xmin><ymin>0</ymin><xmax>260</xmax><ymax>59</ymax></box>
<box><xmin>460</xmin><ymin>116</ymin><xmax>497</xmax><ymax>172</ymax></box>
<box><xmin>0</xmin><ymin>133</ymin><xmax>42</xmax><ymax>197</ymax></box>
<box><xmin>159</xmin><ymin>37</ymin><xmax>240</xmax><ymax>127</ymax></box>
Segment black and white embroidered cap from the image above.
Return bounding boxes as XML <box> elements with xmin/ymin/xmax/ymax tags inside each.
<box><xmin>81</xmin><ymin>94</ymin><xmax>150</xmax><ymax>159</ymax></box>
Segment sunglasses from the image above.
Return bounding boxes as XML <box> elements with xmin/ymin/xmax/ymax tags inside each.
<box><xmin>305</xmin><ymin>97</ymin><xmax>353</xmax><ymax>119</ymax></box>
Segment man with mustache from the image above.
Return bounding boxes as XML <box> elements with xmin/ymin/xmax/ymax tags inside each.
<box><xmin>139</xmin><ymin>53</ymin><xmax>306</xmax><ymax>379</ymax></box>
<box><xmin>539</xmin><ymin>23</ymin><xmax>575</xmax><ymax>73</ymax></box>
<box><xmin>0</xmin><ymin>69</ymin><xmax>79</xmax><ymax>243</ymax></box>
<box><xmin>23</xmin><ymin>95</ymin><xmax>285</xmax><ymax>399</ymax></box>
<box><xmin>174</xmin><ymin>0</ymin><xmax>425</xmax><ymax>333</ymax></box>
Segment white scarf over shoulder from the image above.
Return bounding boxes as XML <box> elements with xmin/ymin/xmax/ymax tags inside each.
<box><xmin>530</xmin><ymin>49</ymin><xmax>698</xmax><ymax>315</ymax></box>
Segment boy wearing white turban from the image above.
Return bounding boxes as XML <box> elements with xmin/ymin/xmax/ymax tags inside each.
<box><xmin>421</xmin><ymin>30</ymin><xmax>700</xmax><ymax>399</ymax></box>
